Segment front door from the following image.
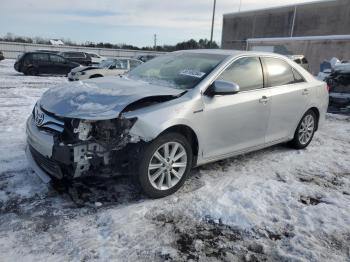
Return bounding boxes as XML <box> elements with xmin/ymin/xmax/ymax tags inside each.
<box><xmin>201</xmin><ymin>56</ymin><xmax>271</xmax><ymax>159</ymax></box>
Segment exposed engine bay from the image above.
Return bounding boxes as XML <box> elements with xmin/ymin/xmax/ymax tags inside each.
<box><xmin>30</xmin><ymin>105</ymin><xmax>143</xmax><ymax>179</ymax></box>
<box><xmin>66</xmin><ymin>117</ymin><xmax>139</xmax><ymax>177</ymax></box>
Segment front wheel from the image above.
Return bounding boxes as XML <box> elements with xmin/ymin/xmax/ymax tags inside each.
<box><xmin>135</xmin><ymin>132</ymin><xmax>193</xmax><ymax>198</ymax></box>
<box><xmin>290</xmin><ymin>110</ymin><xmax>317</xmax><ymax>149</ymax></box>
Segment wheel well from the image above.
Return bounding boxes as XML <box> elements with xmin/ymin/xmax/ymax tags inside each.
<box><xmin>25</xmin><ymin>66</ymin><xmax>37</xmax><ymax>75</ymax></box>
<box><xmin>308</xmin><ymin>107</ymin><xmax>320</xmax><ymax>131</ymax></box>
<box><xmin>160</xmin><ymin>125</ymin><xmax>199</xmax><ymax>164</ymax></box>
<box><xmin>89</xmin><ymin>74</ymin><xmax>103</xmax><ymax>78</ymax></box>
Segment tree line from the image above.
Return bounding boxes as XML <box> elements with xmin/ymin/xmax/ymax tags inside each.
<box><xmin>0</xmin><ymin>33</ymin><xmax>219</xmax><ymax>51</ymax></box>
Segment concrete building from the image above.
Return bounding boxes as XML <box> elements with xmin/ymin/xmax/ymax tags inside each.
<box><xmin>221</xmin><ymin>0</ymin><xmax>350</xmax><ymax>73</ymax></box>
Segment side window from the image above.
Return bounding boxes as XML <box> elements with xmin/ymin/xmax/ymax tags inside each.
<box><xmin>301</xmin><ymin>57</ymin><xmax>308</xmax><ymax>64</ymax></box>
<box><xmin>50</xmin><ymin>55</ymin><xmax>66</xmax><ymax>63</ymax></box>
<box><xmin>31</xmin><ymin>53</ymin><xmax>49</xmax><ymax>62</ymax></box>
<box><xmin>263</xmin><ymin>57</ymin><xmax>295</xmax><ymax>87</ymax></box>
<box><xmin>114</xmin><ymin>60</ymin><xmax>128</xmax><ymax>69</ymax></box>
<box><xmin>217</xmin><ymin>57</ymin><xmax>263</xmax><ymax>92</ymax></box>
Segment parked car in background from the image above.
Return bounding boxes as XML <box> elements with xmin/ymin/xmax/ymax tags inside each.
<box><xmin>326</xmin><ymin>71</ymin><xmax>350</xmax><ymax>109</ymax></box>
<box><xmin>58</xmin><ymin>51</ymin><xmax>92</xmax><ymax>66</ymax></box>
<box><xmin>14</xmin><ymin>52</ymin><xmax>80</xmax><ymax>76</ymax></box>
<box><xmin>88</xmin><ymin>53</ymin><xmax>106</xmax><ymax>64</ymax></box>
<box><xmin>136</xmin><ymin>54</ymin><xmax>157</xmax><ymax>62</ymax></box>
<box><xmin>68</xmin><ymin>58</ymin><xmax>142</xmax><ymax>81</ymax></box>
<box><xmin>26</xmin><ymin>50</ymin><xmax>328</xmax><ymax>198</ymax></box>
<box><xmin>288</xmin><ymin>55</ymin><xmax>309</xmax><ymax>71</ymax></box>
<box><xmin>0</xmin><ymin>51</ymin><xmax>4</xmax><ymax>61</ymax></box>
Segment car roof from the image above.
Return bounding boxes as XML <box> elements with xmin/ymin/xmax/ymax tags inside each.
<box><xmin>174</xmin><ymin>49</ymin><xmax>290</xmax><ymax>59</ymax></box>
<box><xmin>59</xmin><ymin>51</ymin><xmax>84</xmax><ymax>54</ymax></box>
<box><xmin>288</xmin><ymin>55</ymin><xmax>306</xmax><ymax>59</ymax></box>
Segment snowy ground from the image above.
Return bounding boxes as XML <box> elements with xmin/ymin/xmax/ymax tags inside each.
<box><xmin>0</xmin><ymin>59</ymin><xmax>350</xmax><ymax>262</ymax></box>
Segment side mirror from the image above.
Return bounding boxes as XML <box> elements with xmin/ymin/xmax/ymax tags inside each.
<box><xmin>207</xmin><ymin>80</ymin><xmax>240</xmax><ymax>96</ymax></box>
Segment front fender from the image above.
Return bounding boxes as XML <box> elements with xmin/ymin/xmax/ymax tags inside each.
<box><xmin>125</xmin><ymin>94</ymin><xmax>204</xmax><ymax>146</ymax></box>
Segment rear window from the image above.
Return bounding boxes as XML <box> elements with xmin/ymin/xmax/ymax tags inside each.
<box><xmin>294</xmin><ymin>59</ymin><xmax>302</xmax><ymax>64</ymax></box>
<box><xmin>31</xmin><ymin>53</ymin><xmax>49</xmax><ymax>62</ymax></box>
<box><xmin>301</xmin><ymin>58</ymin><xmax>308</xmax><ymax>64</ymax></box>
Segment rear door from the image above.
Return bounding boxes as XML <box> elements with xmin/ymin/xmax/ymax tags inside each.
<box><xmin>49</xmin><ymin>54</ymin><xmax>70</xmax><ymax>74</ymax></box>
<box><xmin>32</xmin><ymin>53</ymin><xmax>50</xmax><ymax>74</ymax></box>
<box><xmin>201</xmin><ymin>56</ymin><xmax>271</xmax><ymax>159</ymax></box>
<box><xmin>261</xmin><ymin>57</ymin><xmax>310</xmax><ymax>143</ymax></box>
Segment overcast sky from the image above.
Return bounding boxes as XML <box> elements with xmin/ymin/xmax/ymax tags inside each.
<box><xmin>0</xmin><ymin>0</ymin><xmax>321</xmax><ymax>47</ymax></box>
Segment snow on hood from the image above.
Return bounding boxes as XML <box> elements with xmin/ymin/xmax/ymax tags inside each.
<box><xmin>39</xmin><ymin>76</ymin><xmax>183</xmax><ymax>120</ymax></box>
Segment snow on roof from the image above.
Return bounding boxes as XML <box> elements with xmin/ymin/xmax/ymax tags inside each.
<box><xmin>49</xmin><ymin>39</ymin><xmax>64</xmax><ymax>46</ymax></box>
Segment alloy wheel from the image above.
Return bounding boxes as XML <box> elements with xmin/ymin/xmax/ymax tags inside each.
<box><xmin>148</xmin><ymin>142</ymin><xmax>188</xmax><ymax>191</ymax></box>
<box><xmin>298</xmin><ymin>114</ymin><xmax>315</xmax><ymax>145</ymax></box>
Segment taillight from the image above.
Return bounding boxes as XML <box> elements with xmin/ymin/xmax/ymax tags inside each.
<box><xmin>326</xmin><ymin>84</ymin><xmax>330</xmax><ymax>92</ymax></box>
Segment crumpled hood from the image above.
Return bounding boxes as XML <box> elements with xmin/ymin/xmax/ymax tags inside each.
<box><xmin>39</xmin><ymin>76</ymin><xmax>183</xmax><ymax>120</ymax></box>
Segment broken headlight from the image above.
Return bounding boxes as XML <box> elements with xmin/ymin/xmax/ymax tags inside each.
<box><xmin>92</xmin><ymin>117</ymin><xmax>137</xmax><ymax>142</ymax></box>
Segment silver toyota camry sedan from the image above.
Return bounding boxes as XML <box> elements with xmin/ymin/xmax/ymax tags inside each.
<box><xmin>26</xmin><ymin>50</ymin><xmax>329</xmax><ymax>198</ymax></box>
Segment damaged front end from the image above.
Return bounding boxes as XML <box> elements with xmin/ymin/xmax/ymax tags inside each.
<box><xmin>27</xmin><ymin>105</ymin><xmax>142</xmax><ymax>181</ymax></box>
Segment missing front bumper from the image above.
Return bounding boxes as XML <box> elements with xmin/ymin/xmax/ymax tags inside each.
<box><xmin>25</xmin><ymin>146</ymin><xmax>52</xmax><ymax>183</ymax></box>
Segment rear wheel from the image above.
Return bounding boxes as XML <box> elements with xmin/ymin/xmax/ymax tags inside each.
<box><xmin>135</xmin><ymin>132</ymin><xmax>193</xmax><ymax>198</ymax></box>
<box><xmin>25</xmin><ymin>67</ymin><xmax>38</xmax><ymax>76</ymax></box>
<box><xmin>290</xmin><ymin>110</ymin><xmax>317</xmax><ymax>149</ymax></box>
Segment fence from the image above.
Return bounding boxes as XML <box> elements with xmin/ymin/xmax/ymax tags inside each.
<box><xmin>0</xmin><ymin>41</ymin><xmax>167</xmax><ymax>59</ymax></box>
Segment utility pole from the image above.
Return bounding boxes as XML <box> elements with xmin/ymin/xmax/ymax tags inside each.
<box><xmin>210</xmin><ymin>0</ymin><xmax>217</xmax><ymax>47</ymax></box>
<box><xmin>238</xmin><ymin>0</ymin><xmax>242</xmax><ymax>12</ymax></box>
<box><xmin>290</xmin><ymin>5</ymin><xmax>297</xmax><ymax>37</ymax></box>
<box><xmin>154</xmin><ymin>34</ymin><xmax>157</xmax><ymax>50</ymax></box>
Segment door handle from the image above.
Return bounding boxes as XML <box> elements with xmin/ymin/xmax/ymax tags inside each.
<box><xmin>302</xmin><ymin>89</ymin><xmax>310</xmax><ymax>95</ymax></box>
<box><xmin>259</xmin><ymin>96</ymin><xmax>269</xmax><ymax>104</ymax></box>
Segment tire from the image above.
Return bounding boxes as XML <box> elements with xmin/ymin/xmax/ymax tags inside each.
<box><xmin>134</xmin><ymin>132</ymin><xmax>193</xmax><ymax>198</ymax></box>
<box><xmin>25</xmin><ymin>67</ymin><xmax>38</xmax><ymax>76</ymax></box>
<box><xmin>289</xmin><ymin>110</ymin><xmax>317</xmax><ymax>149</ymax></box>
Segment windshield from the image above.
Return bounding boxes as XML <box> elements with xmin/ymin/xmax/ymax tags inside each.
<box><xmin>128</xmin><ymin>52</ymin><xmax>227</xmax><ymax>89</ymax></box>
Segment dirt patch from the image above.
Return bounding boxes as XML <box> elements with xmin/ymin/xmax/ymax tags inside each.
<box><xmin>297</xmin><ymin>171</ymin><xmax>349</xmax><ymax>190</ymax></box>
<box><xmin>299</xmin><ymin>195</ymin><xmax>327</xmax><ymax>206</ymax></box>
<box><xmin>151</xmin><ymin>214</ymin><xmax>276</xmax><ymax>261</ymax></box>
<box><xmin>51</xmin><ymin>176</ymin><xmax>143</xmax><ymax>208</ymax></box>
